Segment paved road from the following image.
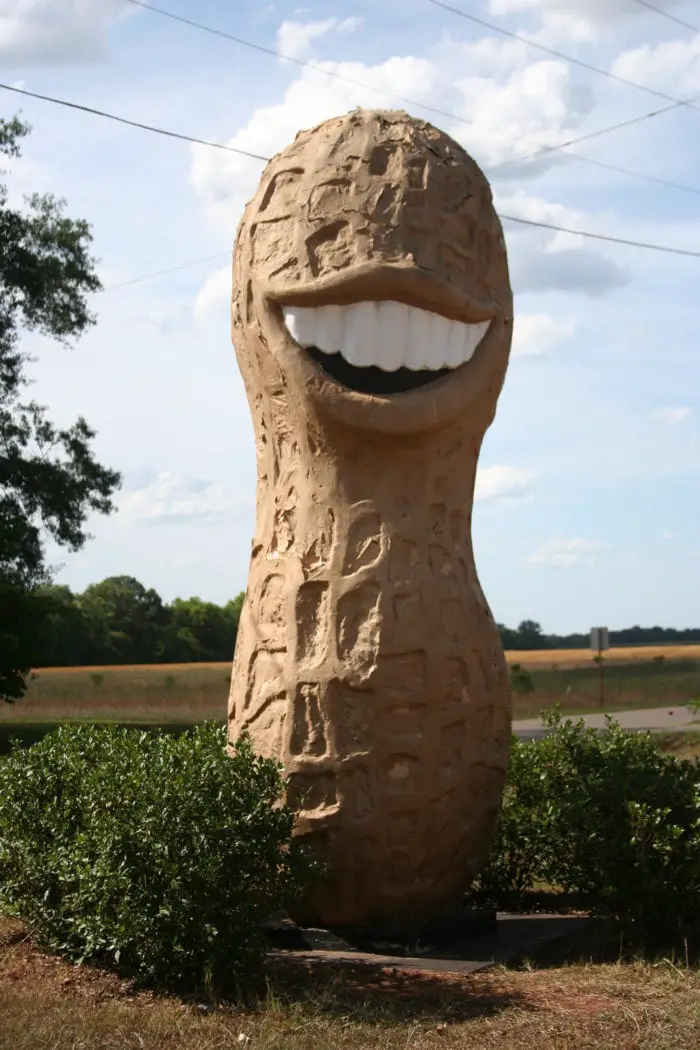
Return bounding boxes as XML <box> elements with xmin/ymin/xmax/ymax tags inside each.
<box><xmin>513</xmin><ymin>705</ymin><xmax>699</xmax><ymax>740</ymax></box>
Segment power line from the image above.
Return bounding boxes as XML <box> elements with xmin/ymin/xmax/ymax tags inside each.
<box><xmin>108</xmin><ymin>211</ymin><xmax>700</xmax><ymax>296</ymax></box>
<box><xmin>105</xmin><ymin>209</ymin><xmax>700</xmax><ymax>295</ymax></box>
<box><xmin>488</xmin><ymin>97</ymin><xmax>700</xmax><ymax>196</ymax></box>
<box><xmin>104</xmin><ymin>210</ymin><xmax>700</xmax><ymax>295</ymax></box>
<box><xmin>0</xmin><ymin>67</ymin><xmax>695</xmax><ymax>265</ymax></box>
<box><xmin>103</xmin><ymin>252</ymin><xmax>229</xmax><ymax>291</ymax></box>
<box><xmin>499</xmin><ymin>214</ymin><xmax>700</xmax><ymax>258</ymax></box>
<box><xmin>427</xmin><ymin>0</ymin><xmax>700</xmax><ymax>112</ymax></box>
<box><xmin>123</xmin><ymin>0</ymin><xmax>521</xmax><ymax>145</ymax></box>
<box><xmin>126</xmin><ymin>0</ymin><xmax>700</xmax><ymax>199</ymax></box>
<box><xmin>631</xmin><ymin>0</ymin><xmax>700</xmax><ymax>33</ymax></box>
<box><xmin>0</xmin><ymin>82</ymin><xmax>270</xmax><ymax>162</ymax></box>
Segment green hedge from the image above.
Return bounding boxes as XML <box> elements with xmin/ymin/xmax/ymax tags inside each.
<box><xmin>0</xmin><ymin>722</ymin><xmax>312</xmax><ymax>993</ymax></box>
<box><xmin>474</xmin><ymin>711</ymin><xmax>700</xmax><ymax>940</ymax></box>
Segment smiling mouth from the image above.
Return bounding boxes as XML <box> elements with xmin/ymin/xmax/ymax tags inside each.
<box><xmin>282</xmin><ymin>301</ymin><xmax>491</xmax><ymax>396</ymax></box>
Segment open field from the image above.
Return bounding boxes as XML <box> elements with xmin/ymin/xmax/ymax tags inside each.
<box><xmin>1</xmin><ymin>646</ymin><xmax>697</xmax><ymax>734</ymax></box>
<box><xmin>32</xmin><ymin>644</ymin><xmax>700</xmax><ymax>676</ymax></box>
<box><xmin>1</xmin><ymin>919</ymin><xmax>699</xmax><ymax>1050</ymax></box>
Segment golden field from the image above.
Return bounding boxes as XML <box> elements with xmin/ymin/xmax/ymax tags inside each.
<box><xmin>508</xmin><ymin>644</ymin><xmax>700</xmax><ymax>669</ymax></box>
<box><xmin>0</xmin><ymin>645</ymin><xmax>697</xmax><ymax>729</ymax></box>
<box><xmin>33</xmin><ymin>644</ymin><xmax>700</xmax><ymax>676</ymax></box>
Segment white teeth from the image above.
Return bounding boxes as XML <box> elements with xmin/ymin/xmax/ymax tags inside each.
<box><xmin>405</xmin><ymin>305</ymin><xmax>429</xmax><ymax>370</ymax></box>
<box><xmin>283</xmin><ymin>305</ymin><xmax>315</xmax><ymax>347</ymax></box>
<box><xmin>428</xmin><ymin>313</ymin><xmax>451</xmax><ymax>369</ymax></box>
<box><xmin>281</xmin><ymin>301</ymin><xmax>491</xmax><ymax>374</ymax></box>
<box><xmin>316</xmin><ymin>304</ymin><xmax>343</xmax><ymax>354</ymax></box>
<box><xmin>377</xmin><ymin>301</ymin><xmax>409</xmax><ymax>372</ymax></box>
<box><xmin>344</xmin><ymin>300</ymin><xmax>376</xmax><ymax>367</ymax></box>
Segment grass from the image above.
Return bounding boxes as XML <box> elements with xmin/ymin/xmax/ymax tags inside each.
<box><xmin>652</xmin><ymin>731</ymin><xmax>700</xmax><ymax>762</ymax></box>
<box><xmin>1</xmin><ymin>918</ymin><xmax>699</xmax><ymax>1050</ymax></box>
<box><xmin>1</xmin><ymin>646</ymin><xmax>697</xmax><ymax>731</ymax></box>
<box><xmin>510</xmin><ymin>644</ymin><xmax>700</xmax><ymax>669</ymax></box>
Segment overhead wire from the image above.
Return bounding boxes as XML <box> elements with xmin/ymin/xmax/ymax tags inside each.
<box><xmin>0</xmin><ymin>81</ymin><xmax>270</xmax><ymax>162</ymax></box>
<box><xmin>487</xmin><ymin>98</ymin><xmax>700</xmax><ymax>196</ymax></box>
<box><xmin>426</xmin><ymin>0</ymin><xmax>700</xmax><ymax>111</ymax></box>
<box><xmin>2</xmin><ymin>10</ymin><xmax>697</xmax><ymax>291</ymax></box>
<box><xmin>498</xmin><ymin>215</ymin><xmax>700</xmax><ymax>257</ymax></box>
<box><xmin>630</xmin><ymin>0</ymin><xmax>700</xmax><ymax>33</ymax></box>
<box><xmin>124</xmin><ymin>0</ymin><xmax>700</xmax><ymax>197</ymax></box>
<box><xmin>103</xmin><ymin>252</ymin><xmax>230</xmax><ymax>291</ymax></box>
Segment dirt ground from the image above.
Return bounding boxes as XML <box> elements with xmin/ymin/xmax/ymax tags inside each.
<box><xmin>1</xmin><ymin>919</ymin><xmax>698</xmax><ymax>1050</ymax></box>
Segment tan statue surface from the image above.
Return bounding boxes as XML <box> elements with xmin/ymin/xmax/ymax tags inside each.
<box><xmin>228</xmin><ymin>108</ymin><xmax>514</xmax><ymax>929</ymax></box>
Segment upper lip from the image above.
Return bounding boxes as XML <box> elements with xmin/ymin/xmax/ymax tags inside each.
<box><xmin>263</xmin><ymin>261</ymin><xmax>495</xmax><ymax>328</ymax></box>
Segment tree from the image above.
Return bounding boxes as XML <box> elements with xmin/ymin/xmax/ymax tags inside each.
<box><xmin>169</xmin><ymin>597</ymin><xmax>237</xmax><ymax>662</ymax></box>
<box><xmin>0</xmin><ymin>114</ymin><xmax>120</xmax><ymax>701</ymax></box>
<box><xmin>79</xmin><ymin>577</ymin><xmax>166</xmax><ymax>665</ymax></box>
<box><xmin>516</xmin><ymin>619</ymin><xmax>546</xmax><ymax>650</ymax></box>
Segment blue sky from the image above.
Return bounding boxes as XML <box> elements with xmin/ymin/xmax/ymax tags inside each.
<box><xmin>4</xmin><ymin>0</ymin><xmax>699</xmax><ymax>633</ymax></box>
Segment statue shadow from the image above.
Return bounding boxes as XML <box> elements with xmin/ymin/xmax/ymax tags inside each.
<box><xmin>266</xmin><ymin>957</ymin><xmax>528</xmax><ymax>1024</ymax></box>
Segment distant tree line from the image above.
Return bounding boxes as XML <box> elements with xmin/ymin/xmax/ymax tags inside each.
<box><xmin>499</xmin><ymin>618</ymin><xmax>700</xmax><ymax>651</ymax></box>
<box><xmin>33</xmin><ymin>576</ymin><xmax>245</xmax><ymax>667</ymax></box>
<box><xmin>27</xmin><ymin>578</ymin><xmax>700</xmax><ymax>669</ymax></box>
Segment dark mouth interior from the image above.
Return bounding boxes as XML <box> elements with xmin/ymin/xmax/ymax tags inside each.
<box><xmin>307</xmin><ymin>347</ymin><xmax>450</xmax><ymax>395</ymax></box>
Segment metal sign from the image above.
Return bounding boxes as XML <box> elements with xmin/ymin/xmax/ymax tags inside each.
<box><xmin>590</xmin><ymin>627</ymin><xmax>609</xmax><ymax>652</ymax></box>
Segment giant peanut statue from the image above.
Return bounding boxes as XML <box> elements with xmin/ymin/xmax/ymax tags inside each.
<box><xmin>228</xmin><ymin>108</ymin><xmax>513</xmax><ymax>930</ymax></box>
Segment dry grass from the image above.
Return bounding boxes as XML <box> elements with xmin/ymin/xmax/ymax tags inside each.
<box><xmin>33</xmin><ymin>645</ymin><xmax>700</xmax><ymax>675</ymax></box>
<box><xmin>0</xmin><ymin>645</ymin><xmax>697</xmax><ymax>730</ymax></box>
<box><xmin>653</xmin><ymin>731</ymin><xmax>700</xmax><ymax>762</ymax></box>
<box><xmin>0</xmin><ymin>663</ymin><xmax>231</xmax><ymax>724</ymax></box>
<box><xmin>1</xmin><ymin>919</ymin><xmax>698</xmax><ymax>1049</ymax></box>
<box><xmin>510</xmin><ymin>644</ymin><xmax>700</xmax><ymax>669</ymax></box>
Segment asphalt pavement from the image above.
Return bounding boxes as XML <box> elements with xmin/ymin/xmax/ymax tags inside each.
<box><xmin>513</xmin><ymin>705</ymin><xmax>699</xmax><ymax>740</ymax></box>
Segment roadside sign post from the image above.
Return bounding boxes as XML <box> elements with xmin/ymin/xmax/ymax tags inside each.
<box><xmin>590</xmin><ymin>627</ymin><xmax>610</xmax><ymax>708</ymax></box>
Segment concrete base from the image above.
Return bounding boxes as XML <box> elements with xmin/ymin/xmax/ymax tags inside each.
<box><xmin>265</xmin><ymin>911</ymin><xmax>590</xmax><ymax>976</ymax></box>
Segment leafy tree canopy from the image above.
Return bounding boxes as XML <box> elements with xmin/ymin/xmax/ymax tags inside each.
<box><xmin>0</xmin><ymin>114</ymin><xmax>120</xmax><ymax>701</ymax></box>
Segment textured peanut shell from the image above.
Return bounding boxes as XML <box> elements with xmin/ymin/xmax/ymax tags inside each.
<box><xmin>228</xmin><ymin>109</ymin><xmax>514</xmax><ymax>929</ymax></box>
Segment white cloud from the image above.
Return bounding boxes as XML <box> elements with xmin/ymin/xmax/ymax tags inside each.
<box><xmin>190</xmin><ymin>49</ymin><xmax>628</xmax><ymax>303</ymax></box>
<box><xmin>189</xmin><ymin>54</ymin><xmax>437</xmax><ymax>230</ymax></box>
<box><xmin>194</xmin><ymin>266</ymin><xmax>231</xmax><ymax>322</ymax></box>
<box><xmin>277</xmin><ymin>16</ymin><xmax>362</xmax><ymax>60</ymax></box>
<box><xmin>612</xmin><ymin>36</ymin><xmax>700</xmax><ymax>98</ymax></box>
<box><xmin>453</xmin><ymin>58</ymin><xmax>593</xmax><ymax>167</ymax></box>
<box><xmin>649</xmin><ymin>406</ymin><xmax>693</xmax><ymax>425</ymax></box>
<box><xmin>475</xmin><ymin>465</ymin><xmax>537</xmax><ymax>502</ymax></box>
<box><xmin>528</xmin><ymin>537</ymin><xmax>602</xmax><ymax>568</ymax></box>
<box><xmin>0</xmin><ymin>0</ymin><xmax>128</xmax><ymax>66</ymax></box>
<box><xmin>488</xmin><ymin>0</ymin><xmax>654</xmax><ymax>44</ymax></box>
<box><xmin>497</xmin><ymin>190</ymin><xmax>630</xmax><ymax>296</ymax></box>
<box><xmin>512</xmin><ymin>312</ymin><xmax>575</xmax><ymax>356</ymax></box>
<box><xmin>119</xmin><ymin>472</ymin><xmax>236</xmax><ymax>526</ymax></box>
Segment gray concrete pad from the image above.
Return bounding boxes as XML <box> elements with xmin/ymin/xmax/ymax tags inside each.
<box><xmin>266</xmin><ymin>913</ymin><xmax>590</xmax><ymax>977</ymax></box>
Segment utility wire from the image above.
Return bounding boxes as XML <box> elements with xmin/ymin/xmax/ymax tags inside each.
<box><xmin>499</xmin><ymin>214</ymin><xmax>700</xmax><ymax>258</ymax></box>
<box><xmin>631</xmin><ymin>0</ymin><xmax>700</xmax><ymax>33</ymax></box>
<box><xmin>488</xmin><ymin>97</ymin><xmax>700</xmax><ymax>196</ymax></box>
<box><xmin>1</xmin><ymin>71</ymin><xmax>696</xmax><ymax>270</ymax></box>
<box><xmin>125</xmin><ymin>0</ymin><xmax>700</xmax><ymax>199</ymax></box>
<box><xmin>427</xmin><ymin>0</ymin><xmax>700</xmax><ymax>112</ymax></box>
<box><xmin>103</xmin><ymin>252</ymin><xmax>229</xmax><ymax>291</ymax></box>
<box><xmin>123</xmin><ymin>0</ymin><xmax>692</xmax><ymax>178</ymax></box>
<box><xmin>103</xmin><ymin>215</ymin><xmax>700</xmax><ymax>295</ymax></box>
<box><xmin>104</xmin><ymin>211</ymin><xmax>700</xmax><ymax>294</ymax></box>
<box><xmin>0</xmin><ymin>81</ymin><xmax>270</xmax><ymax>162</ymax></box>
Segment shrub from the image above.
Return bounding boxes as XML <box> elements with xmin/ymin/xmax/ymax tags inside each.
<box><xmin>0</xmin><ymin>723</ymin><xmax>312</xmax><ymax>993</ymax></box>
<box><xmin>509</xmin><ymin>663</ymin><xmax>535</xmax><ymax>696</ymax></box>
<box><xmin>475</xmin><ymin>710</ymin><xmax>700</xmax><ymax>939</ymax></box>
